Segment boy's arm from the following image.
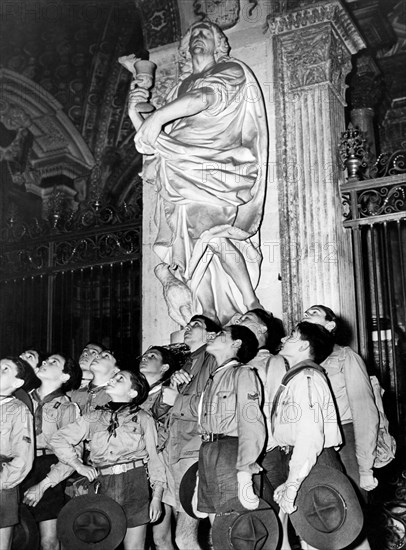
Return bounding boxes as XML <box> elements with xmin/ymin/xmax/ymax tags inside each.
<box><xmin>139</xmin><ymin>411</ymin><xmax>166</xmax><ymax>498</ymax></box>
<box><xmin>48</xmin><ymin>415</ymin><xmax>90</xmax><ymax>471</ymax></box>
<box><xmin>45</xmin><ymin>402</ymin><xmax>84</xmax><ymax>487</ymax></box>
<box><xmin>236</xmin><ymin>366</ymin><xmax>265</xmax><ymax>474</ymax></box>
<box><xmin>343</xmin><ymin>348</ymin><xmax>379</xmax><ymax>485</ymax></box>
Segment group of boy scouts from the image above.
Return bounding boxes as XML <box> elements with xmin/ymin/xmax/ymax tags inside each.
<box><xmin>0</xmin><ymin>302</ymin><xmax>383</xmax><ymax>550</ymax></box>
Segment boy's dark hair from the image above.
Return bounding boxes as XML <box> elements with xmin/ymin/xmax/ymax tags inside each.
<box><xmin>21</xmin><ymin>348</ymin><xmax>48</xmax><ymax>369</ymax></box>
<box><xmin>308</xmin><ymin>305</ymin><xmax>352</xmax><ymax>345</ymax></box>
<box><xmin>146</xmin><ymin>346</ymin><xmax>180</xmax><ymax>382</ymax></box>
<box><xmin>126</xmin><ymin>370</ymin><xmax>150</xmax><ymax>409</ymax></box>
<box><xmin>229</xmin><ymin>325</ymin><xmax>259</xmax><ymax>364</ymax></box>
<box><xmin>249</xmin><ymin>309</ymin><xmax>285</xmax><ymax>354</ymax></box>
<box><xmin>310</xmin><ymin>305</ymin><xmax>337</xmax><ymax>333</ymax></box>
<box><xmin>83</xmin><ymin>341</ymin><xmax>106</xmax><ymax>352</ymax></box>
<box><xmin>61</xmin><ymin>356</ymin><xmax>82</xmax><ymax>392</ymax></box>
<box><xmin>7</xmin><ymin>356</ymin><xmax>39</xmax><ymax>391</ymax></box>
<box><xmin>189</xmin><ymin>315</ymin><xmax>222</xmax><ymax>334</ymax></box>
<box><xmin>296</xmin><ymin>321</ymin><xmax>335</xmax><ymax>365</ymax></box>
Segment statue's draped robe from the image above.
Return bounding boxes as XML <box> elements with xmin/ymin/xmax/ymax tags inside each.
<box><xmin>142</xmin><ymin>57</ymin><xmax>268</xmax><ymax>324</ymax></box>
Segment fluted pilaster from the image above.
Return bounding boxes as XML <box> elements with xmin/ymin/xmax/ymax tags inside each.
<box><xmin>267</xmin><ymin>0</ymin><xmax>366</xmax><ymax>335</ymax></box>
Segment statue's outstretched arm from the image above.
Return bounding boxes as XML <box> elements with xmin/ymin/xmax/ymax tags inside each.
<box><xmin>134</xmin><ymin>88</ymin><xmax>216</xmax><ymax>155</ymax></box>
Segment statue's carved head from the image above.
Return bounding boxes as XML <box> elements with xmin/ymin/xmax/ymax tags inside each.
<box><xmin>178</xmin><ymin>20</ymin><xmax>230</xmax><ymax>75</ymax></box>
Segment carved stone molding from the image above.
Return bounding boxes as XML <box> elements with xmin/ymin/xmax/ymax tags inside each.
<box><xmin>0</xmin><ymin>99</ymin><xmax>32</xmax><ymax>130</ymax></box>
<box><xmin>193</xmin><ymin>0</ymin><xmax>241</xmax><ymax>30</ymax></box>
<box><xmin>270</xmin><ymin>0</ymin><xmax>365</xmax><ymax>334</ymax></box>
<box><xmin>266</xmin><ymin>0</ymin><xmax>366</xmax><ymax>55</ymax></box>
<box><xmin>278</xmin><ymin>23</ymin><xmax>352</xmax><ymax>97</ymax></box>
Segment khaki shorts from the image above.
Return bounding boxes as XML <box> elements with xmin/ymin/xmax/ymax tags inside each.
<box><xmin>0</xmin><ymin>486</ymin><xmax>19</xmax><ymax>528</ymax></box>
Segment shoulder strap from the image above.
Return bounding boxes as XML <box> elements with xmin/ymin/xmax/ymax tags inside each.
<box><xmin>270</xmin><ymin>362</ymin><xmax>326</xmax><ymax>432</ymax></box>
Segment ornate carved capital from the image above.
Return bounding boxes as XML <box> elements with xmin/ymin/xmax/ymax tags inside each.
<box><xmin>277</xmin><ymin>23</ymin><xmax>352</xmax><ymax>96</ymax></box>
<box><xmin>266</xmin><ymin>0</ymin><xmax>366</xmax><ymax>55</ymax></box>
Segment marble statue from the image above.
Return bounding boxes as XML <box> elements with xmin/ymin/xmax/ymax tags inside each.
<box><xmin>127</xmin><ymin>20</ymin><xmax>268</xmax><ymax>325</ymax></box>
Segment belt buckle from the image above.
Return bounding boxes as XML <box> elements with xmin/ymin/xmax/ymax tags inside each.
<box><xmin>201</xmin><ymin>433</ymin><xmax>210</xmax><ymax>442</ymax></box>
<box><xmin>111</xmin><ymin>464</ymin><xmax>124</xmax><ymax>475</ymax></box>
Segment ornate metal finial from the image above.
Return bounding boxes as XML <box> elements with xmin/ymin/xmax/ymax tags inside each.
<box><xmin>6</xmin><ymin>203</ymin><xmax>19</xmax><ymax>227</ymax></box>
<box><xmin>338</xmin><ymin>122</ymin><xmax>369</xmax><ymax>182</ymax></box>
<box><xmin>48</xmin><ymin>186</ymin><xmax>65</xmax><ymax>229</ymax></box>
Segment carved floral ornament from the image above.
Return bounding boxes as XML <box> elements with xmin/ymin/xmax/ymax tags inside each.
<box><xmin>279</xmin><ymin>25</ymin><xmax>351</xmax><ymax>94</ymax></box>
<box><xmin>266</xmin><ymin>0</ymin><xmax>366</xmax><ymax>55</ymax></box>
<box><xmin>0</xmin><ymin>98</ymin><xmax>32</xmax><ymax>130</ymax></box>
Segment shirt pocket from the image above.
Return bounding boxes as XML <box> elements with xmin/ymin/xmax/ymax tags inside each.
<box><xmin>215</xmin><ymin>390</ymin><xmax>235</xmax><ymax>416</ymax></box>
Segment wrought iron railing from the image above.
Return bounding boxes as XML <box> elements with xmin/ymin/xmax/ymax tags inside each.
<box><xmin>0</xmin><ymin>195</ymin><xmax>142</xmax><ymax>361</ymax></box>
<box><xmin>0</xmin><ymin>198</ymin><xmax>141</xmax><ymax>280</ymax></box>
<box><xmin>341</xmin><ymin>173</ymin><xmax>406</xmax><ymax>227</ymax></box>
<box><xmin>340</xmin><ymin>148</ymin><xmax>406</xmax><ymax>445</ymax></box>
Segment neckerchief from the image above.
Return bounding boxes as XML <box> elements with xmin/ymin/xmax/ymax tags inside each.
<box><xmin>95</xmin><ymin>402</ymin><xmax>136</xmax><ymax>439</ymax></box>
<box><xmin>31</xmin><ymin>388</ymin><xmax>65</xmax><ymax>435</ymax></box>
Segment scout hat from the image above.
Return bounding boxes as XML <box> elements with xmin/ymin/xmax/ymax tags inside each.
<box><xmin>11</xmin><ymin>504</ymin><xmax>39</xmax><ymax>550</ymax></box>
<box><xmin>212</xmin><ymin>497</ymin><xmax>280</xmax><ymax>550</ymax></box>
<box><xmin>179</xmin><ymin>461</ymin><xmax>200</xmax><ymax>519</ymax></box>
<box><xmin>290</xmin><ymin>465</ymin><xmax>363</xmax><ymax>550</ymax></box>
<box><xmin>57</xmin><ymin>494</ymin><xmax>127</xmax><ymax>550</ymax></box>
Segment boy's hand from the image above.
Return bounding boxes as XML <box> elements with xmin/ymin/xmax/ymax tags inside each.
<box><xmin>149</xmin><ymin>497</ymin><xmax>162</xmax><ymax>522</ymax></box>
<box><xmin>76</xmin><ymin>464</ymin><xmax>98</xmax><ymax>482</ymax></box>
<box><xmin>23</xmin><ymin>478</ymin><xmax>51</xmax><ymax>507</ymax></box>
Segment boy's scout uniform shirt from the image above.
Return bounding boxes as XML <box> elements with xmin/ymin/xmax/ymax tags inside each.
<box><xmin>141</xmin><ymin>384</ymin><xmax>170</xmax><ymax>452</ymax></box>
<box><xmin>30</xmin><ymin>389</ymin><xmax>80</xmax><ymax>487</ymax></box>
<box><xmin>197</xmin><ymin>359</ymin><xmax>265</xmax><ymax>475</ymax></box>
<box><xmin>49</xmin><ymin>405</ymin><xmax>166</xmax><ymax>491</ymax></box>
<box><xmin>71</xmin><ymin>383</ymin><xmax>111</xmax><ymax>415</ymax></box>
<box><xmin>247</xmin><ymin>351</ymin><xmax>288</xmax><ymax>452</ymax></box>
<box><xmin>322</xmin><ymin>345</ymin><xmax>379</xmax><ymax>479</ymax></box>
<box><xmin>166</xmin><ymin>346</ymin><xmax>217</xmax><ymax>464</ymax></box>
<box><xmin>271</xmin><ymin>360</ymin><xmax>342</xmax><ymax>484</ymax></box>
<box><xmin>0</xmin><ymin>396</ymin><xmax>34</xmax><ymax>490</ymax></box>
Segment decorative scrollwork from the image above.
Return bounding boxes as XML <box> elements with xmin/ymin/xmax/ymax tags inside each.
<box><xmin>341</xmin><ymin>192</ymin><xmax>352</xmax><ymax>220</ymax></box>
<box><xmin>0</xmin><ymin>197</ymin><xmax>140</xmax><ymax>244</ymax></box>
<box><xmin>0</xmin><ymin>196</ymin><xmax>141</xmax><ymax>280</ymax></box>
<box><xmin>358</xmin><ymin>185</ymin><xmax>406</xmax><ymax>217</ymax></box>
<box><xmin>54</xmin><ymin>229</ymin><xmax>140</xmax><ymax>268</ymax></box>
<box><xmin>374</xmin><ymin>147</ymin><xmax>406</xmax><ymax>178</ymax></box>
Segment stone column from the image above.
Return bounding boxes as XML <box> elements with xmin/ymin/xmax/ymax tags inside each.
<box><xmin>348</xmin><ymin>54</ymin><xmax>382</xmax><ymax>162</ymax></box>
<box><xmin>267</xmin><ymin>1</ymin><xmax>366</xmax><ymax>335</ymax></box>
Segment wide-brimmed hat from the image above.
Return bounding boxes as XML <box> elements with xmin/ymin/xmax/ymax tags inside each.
<box><xmin>212</xmin><ymin>497</ymin><xmax>280</xmax><ymax>550</ymax></box>
<box><xmin>12</xmin><ymin>504</ymin><xmax>39</xmax><ymax>550</ymax></box>
<box><xmin>57</xmin><ymin>494</ymin><xmax>127</xmax><ymax>550</ymax></box>
<box><xmin>290</xmin><ymin>465</ymin><xmax>363</xmax><ymax>550</ymax></box>
<box><xmin>179</xmin><ymin>461</ymin><xmax>200</xmax><ymax>519</ymax></box>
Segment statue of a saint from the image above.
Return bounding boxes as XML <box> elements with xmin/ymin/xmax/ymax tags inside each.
<box><xmin>128</xmin><ymin>21</ymin><xmax>268</xmax><ymax>325</ymax></box>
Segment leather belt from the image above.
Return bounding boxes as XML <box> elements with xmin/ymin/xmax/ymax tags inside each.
<box><xmin>201</xmin><ymin>433</ymin><xmax>236</xmax><ymax>442</ymax></box>
<box><xmin>98</xmin><ymin>459</ymin><xmax>144</xmax><ymax>476</ymax></box>
<box><xmin>36</xmin><ymin>448</ymin><xmax>54</xmax><ymax>457</ymax></box>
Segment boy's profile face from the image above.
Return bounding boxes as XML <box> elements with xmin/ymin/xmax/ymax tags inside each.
<box><xmin>0</xmin><ymin>359</ymin><xmax>24</xmax><ymax>395</ymax></box>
